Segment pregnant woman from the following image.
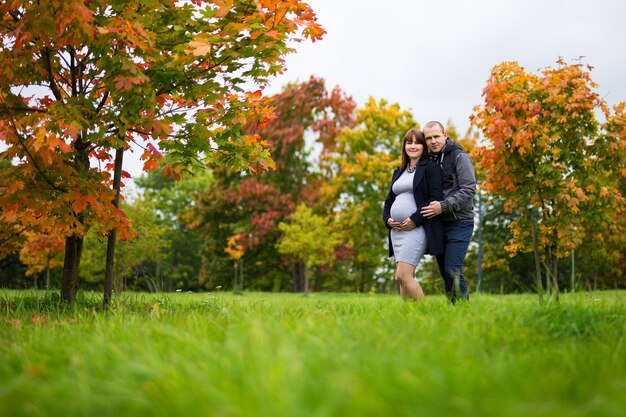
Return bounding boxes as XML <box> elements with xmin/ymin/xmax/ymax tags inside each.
<box><xmin>383</xmin><ymin>129</ymin><xmax>444</xmax><ymax>300</ymax></box>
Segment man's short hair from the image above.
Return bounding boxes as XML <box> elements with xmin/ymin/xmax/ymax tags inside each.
<box><xmin>424</xmin><ymin>121</ymin><xmax>445</xmax><ymax>133</ymax></box>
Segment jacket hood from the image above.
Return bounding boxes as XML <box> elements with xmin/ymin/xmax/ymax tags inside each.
<box><xmin>430</xmin><ymin>138</ymin><xmax>464</xmax><ymax>160</ymax></box>
<box><xmin>440</xmin><ymin>138</ymin><xmax>464</xmax><ymax>155</ymax></box>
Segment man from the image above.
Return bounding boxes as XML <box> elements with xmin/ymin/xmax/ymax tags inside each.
<box><xmin>420</xmin><ymin>121</ymin><xmax>476</xmax><ymax>302</ymax></box>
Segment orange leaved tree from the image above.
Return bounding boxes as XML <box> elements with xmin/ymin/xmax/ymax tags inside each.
<box><xmin>19</xmin><ymin>232</ymin><xmax>65</xmax><ymax>290</ymax></box>
<box><xmin>0</xmin><ymin>0</ymin><xmax>324</xmax><ymax>303</ymax></box>
<box><xmin>472</xmin><ymin>59</ymin><xmax>626</xmax><ymax>302</ymax></box>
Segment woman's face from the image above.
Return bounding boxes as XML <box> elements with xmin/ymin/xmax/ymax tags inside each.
<box><xmin>405</xmin><ymin>138</ymin><xmax>423</xmax><ymax>161</ymax></box>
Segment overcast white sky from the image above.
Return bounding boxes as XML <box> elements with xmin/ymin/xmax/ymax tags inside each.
<box><xmin>263</xmin><ymin>0</ymin><xmax>626</xmax><ymax>136</ymax></box>
<box><xmin>116</xmin><ymin>0</ymin><xmax>625</xmax><ymax>177</ymax></box>
<box><xmin>3</xmin><ymin>1</ymin><xmax>624</xmax><ymax>178</ymax></box>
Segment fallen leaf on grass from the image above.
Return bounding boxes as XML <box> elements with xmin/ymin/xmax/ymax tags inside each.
<box><xmin>2</xmin><ymin>318</ymin><xmax>22</xmax><ymax>328</ymax></box>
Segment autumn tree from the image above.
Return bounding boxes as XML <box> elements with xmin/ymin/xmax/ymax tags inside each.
<box><xmin>572</xmin><ymin>155</ymin><xmax>626</xmax><ymax>290</ymax></box>
<box><xmin>0</xmin><ymin>0</ymin><xmax>324</xmax><ymax>302</ymax></box>
<box><xmin>276</xmin><ymin>204</ymin><xmax>340</xmax><ymax>295</ymax></box>
<box><xmin>0</xmin><ymin>158</ymin><xmax>23</xmax><ymax>258</ymax></box>
<box><xmin>224</xmin><ymin>234</ymin><xmax>245</xmax><ymax>292</ymax></box>
<box><xmin>229</xmin><ymin>76</ymin><xmax>355</xmax><ymax>292</ymax></box>
<box><xmin>188</xmin><ymin>77</ymin><xmax>355</xmax><ymax>292</ymax></box>
<box><xmin>472</xmin><ymin>59</ymin><xmax>626</xmax><ymax>302</ymax></box>
<box><xmin>18</xmin><ymin>232</ymin><xmax>64</xmax><ymax>289</ymax></box>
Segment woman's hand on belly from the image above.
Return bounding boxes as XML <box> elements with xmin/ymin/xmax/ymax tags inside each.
<box><xmin>387</xmin><ymin>218</ymin><xmax>402</xmax><ymax>231</ymax></box>
<box><xmin>400</xmin><ymin>218</ymin><xmax>417</xmax><ymax>231</ymax></box>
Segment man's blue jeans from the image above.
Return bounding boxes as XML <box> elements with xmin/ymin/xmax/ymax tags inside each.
<box><xmin>436</xmin><ymin>220</ymin><xmax>474</xmax><ymax>302</ymax></box>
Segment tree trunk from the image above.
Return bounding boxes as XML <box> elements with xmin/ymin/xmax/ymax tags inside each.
<box><xmin>292</xmin><ymin>261</ymin><xmax>305</xmax><ymax>292</ymax></box>
<box><xmin>59</xmin><ymin>125</ymin><xmax>90</xmax><ymax>303</ymax></box>
<box><xmin>303</xmin><ymin>266</ymin><xmax>309</xmax><ymax>297</ymax></box>
<box><xmin>103</xmin><ymin>147</ymin><xmax>124</xmax><ymax>308</ymax></box>
<box><xmin>61</xmin><ymin>235</ymin><xmax>81</xmax><ymax>303</ymax></box>
<box><xmin>544</xmin><ymin>246</ymin><xmax>559</xmax><ymax>303</ymax></box>
<box><xmin>529</xmin><ymin>210</ymin><xmax>544</xmax><ymax>303</ymax></box>
<box><xmin>104</xmin><ymin>229</ymin><xmax>118</xmax><ymax>304</ymax></box>
<box><xmin>154</xmin><ymin>260</ymin><xmax>161</xmax><ymax>290</ymax></box>
<box><xmin>359</xmin><ymin>265</ymin><xmax>366</xmax><ymax>293</ymax></box>
<box><xmin>313</xmin><ymin>267</ymin><xmax>322</xmax><ymax>292</ymax></box>
<box><xmin>45</xmin><ymin>267</ymin><xmax>50</xmax><ymax>291</ymax></box>
<box><xmin>240</xmin><ymin>258</ymin><xmax>244</xmax><ymax>291</ymax></box>
<box><xmin>544</xmin><ymin>261</ymin><xmax>551</xmax><ymax>294</ymax></box>
<box><xmin>157</xmin><ymin>262</ymin><xmax>162</xmax><ymax>291</ymax></box>
<box><xmin>33</xmin><ymin>274</ymin><xmax>38</xmax><ymax>290</ymax></box>
<box><xmin>583</xmin><ymin>273</ymin><xmax>591</xmax><ymax>291</ymax></box>
<box><xmin>570</xmin><ymin>250</ymin><xmax>576</xmax><ymax>292</ymax></box>
<box><xmin>476</xmin><ymin>189</ymin><xmax>483</xmax><ymax>293</ymax></box>
<box><xmin>551</xmin><ymin>252</ymin><xmax>559</xmax><ymax>302</ymax></box>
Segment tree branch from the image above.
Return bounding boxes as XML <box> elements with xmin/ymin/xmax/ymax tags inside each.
<box><xmin>42</xmin><ymin>47</ymin><xmax>65</xmax><ymax>103</ymax></box>
<box><xmin>8</xmin><ymin>10</ymin><xmax>22</xmax><ymax>22</ymax></box>
<box><xmin>6</xmin><ymin>122</ymin><xmax>67</xmax><ymax>193</ymax></box>
<box><xmin>70</xmin><ymin>47</ymin><xmax>77</xmax><ymax>97</ymax></box>
<box><xmin>0</xmin><ymin>94</ymin><xmax>67</xmax><ymax>193</ymax></box>
<box><xmin>95</xmin><ymin>91</ymin><xmax>109</xmax><ymax>115</ymax></box>
<box><xmin>0</xmin><ymin>105</ymin><xmax>47</xmax><ymax>114</ymax></box>
<box><xmin>154</xmin><ymin>44</ymin><xmax>245</xmax><ymax>96</ymax></box>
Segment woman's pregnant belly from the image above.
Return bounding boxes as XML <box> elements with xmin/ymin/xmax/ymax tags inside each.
<box><xmin>390</xmin><ymin>192</ymin><xmax>417</xmax><ymax>223</ymax></box>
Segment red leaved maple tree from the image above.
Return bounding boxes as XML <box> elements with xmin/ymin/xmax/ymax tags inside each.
<box><xmin>188</xmin><ymin>77</ymin><xmax>355</xmax><ymax>291</ymax></box>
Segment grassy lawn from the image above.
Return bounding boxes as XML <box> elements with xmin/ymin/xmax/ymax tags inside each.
<box><xmin>0</xmin><ymin>290</ymin><xmax>624</xmax><ymax>417</ymax></box>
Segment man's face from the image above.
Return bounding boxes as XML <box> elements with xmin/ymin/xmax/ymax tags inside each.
<box><xmin>424</xmin><ymin>125</ymin><xmax>446</xmax><ymax>153</ymax></box>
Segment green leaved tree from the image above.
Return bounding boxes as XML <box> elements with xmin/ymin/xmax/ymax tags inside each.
<box><xmin>276</xmin><ymin>204</ymin><xmax>341</xmax><ymax>295</ymax></box>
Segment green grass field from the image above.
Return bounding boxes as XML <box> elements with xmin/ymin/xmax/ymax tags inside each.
<box><xmin>1</xmin><ymin>290</ymin><xmax>624</xmax><ymax>417</ymax></box>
